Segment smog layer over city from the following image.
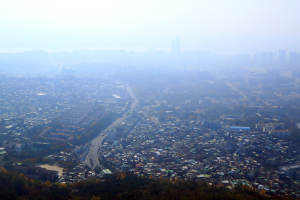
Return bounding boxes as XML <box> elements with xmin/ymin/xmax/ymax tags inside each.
<box><xmin>1</xmin><ymin>1</ymin><xmax>300</xmax><ymax>199</ymax></box>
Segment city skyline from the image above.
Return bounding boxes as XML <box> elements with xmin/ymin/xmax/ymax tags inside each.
<box><xmin>1</xmin><ymin>1</ymin><xmax>300</xmax><ymax>54</ymax></box>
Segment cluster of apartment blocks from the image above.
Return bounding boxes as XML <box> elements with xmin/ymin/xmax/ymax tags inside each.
<box><xmin>203</xmin><ymin>120</ymin><xmax>292</xmax><ymax>139</ymax></box>
<box><xmin>39</xmin><ymin>125</ymin><xmax>84</xmax><ymax>142</ymax></box>
<box><xmin>0</xmin><ymin>77</ymin><xmax>133</xmax><ymax>157</ymax></box>
<box><xmin>60</xmin><ymin>104</ymin><xmax>94</xmax><ymax>125</ymax></box>
<box><xmin>59</xmin><ymin>95</ymin><xmax>130</xmax><ymax>126</ymax></box>
<box><xmin>12</xmin><ymin>142</ymin><xmax>50</xmax><ymax>154</ymax></box>
<box><xmin>255</xmin><ymin>123</ymin><xmax>292</xmax><ymax>138</ymax></box>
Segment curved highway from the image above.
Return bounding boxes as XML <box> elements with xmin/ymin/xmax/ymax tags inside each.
<box><xmin>84</xmin><ymin>85</ymin><xmax>138</xmax><ymax>170</ymax></box>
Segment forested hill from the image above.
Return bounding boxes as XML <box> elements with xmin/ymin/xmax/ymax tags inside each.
<box><xmin>0</xmin><ymin>168</ymin><xmax>291</xmax><ymax>200</ymax></box>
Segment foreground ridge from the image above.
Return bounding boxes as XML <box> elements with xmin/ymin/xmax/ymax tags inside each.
<box><xmin>0</xmin><ymin>168</ymin><xmax>292</xmax><ymax>200</ymax></box>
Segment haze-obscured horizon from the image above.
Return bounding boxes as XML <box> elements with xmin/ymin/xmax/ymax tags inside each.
<box><xmin>1</xmin><ymin>0</ymin><xmax>300</xmax><ymax>54</ymax></box>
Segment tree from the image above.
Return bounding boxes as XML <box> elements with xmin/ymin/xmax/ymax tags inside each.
<box><xmin>90</xmin><ymin>122</ymin><xmax>97</xmax><ymax>129</ymax></box>
<box><xmin>94</xmin><ymin>166</ymin><xmax>101</xmax><ymax>174</ymax></box>
<box><xmin>91</xmin><ymin>196</ymin><xmax>101</xmax><ymax>200</ymax></box>
<box><xmin>12</xmin><ymin>173</ymin><xmax>27</xmax><ymax>195</ymax></box>
<box><xmin>4</xmin><ymin>161</ymin><xmax>14</xmax><ymax>170</ymax></box>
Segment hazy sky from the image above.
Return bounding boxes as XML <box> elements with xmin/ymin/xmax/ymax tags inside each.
<box><xmin>1</xmin><ymin>0</ymin><xmax>300</xmax><ymax>54</ymax></box>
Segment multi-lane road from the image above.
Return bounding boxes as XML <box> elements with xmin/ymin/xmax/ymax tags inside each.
<box><xmin>84</xmin><ymin>85</ymin><xmax>138</xmax><ymax>170</ymax></box>
<box><xmin>226</xmin><ymin>81</ymin><xmax>248</xmax><ymax>99</ymax></box>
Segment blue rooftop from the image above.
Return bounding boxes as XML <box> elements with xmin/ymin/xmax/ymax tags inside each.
<box><xmin>230</xmin><ymin>126</ymin><xmax>250</xmax><ymax>130</ymax></box>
